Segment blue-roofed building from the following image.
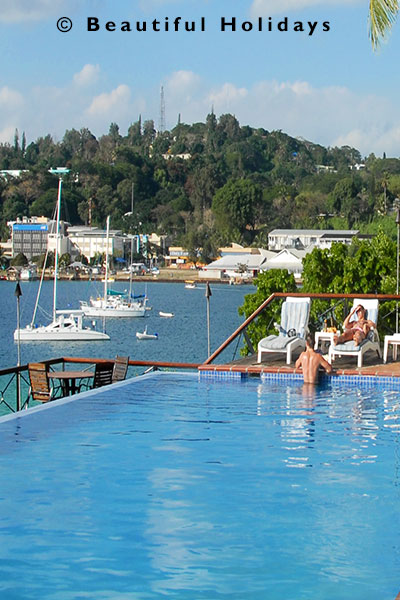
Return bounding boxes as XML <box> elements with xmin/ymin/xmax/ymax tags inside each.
<box><xmin>9</xmin><ymin>217</ymin><xmax>68</xmax><ymax>259</ymax></box>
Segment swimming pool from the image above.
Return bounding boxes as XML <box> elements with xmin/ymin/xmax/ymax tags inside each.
<box><xmin>0</xmin><ymin>372</ymin><xmax>399</xmax><ymax>599</ymax></box>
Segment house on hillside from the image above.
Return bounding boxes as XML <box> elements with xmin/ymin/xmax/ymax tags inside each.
<box><xmin>268</xmin><ymin>229</ymin><xmax>361</xmax><ymax>252</ymax></box>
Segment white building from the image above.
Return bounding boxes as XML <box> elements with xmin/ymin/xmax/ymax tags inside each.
<box><xmin>0</xmin><ymin>170</ymin><xmax>29</xmax><ymax>179</ymax></box>
<box><xmin>67</xmin><ymin>226</ymin><xmax>124</xmax><ymax>261</ymax></box>
<box><xmin>263</xmin><ymin>248</ymin><xmax>311</xmax><ymax>279</ymax></box>
<box><xmin>268</xmin><ymin>229</ymin><xmax>360</xmax><ymax>252</ymax></box>
<box><xmin>199</xmin><ymin>249</ymin><xmax>275</xmax><ymax>280</ymax></box>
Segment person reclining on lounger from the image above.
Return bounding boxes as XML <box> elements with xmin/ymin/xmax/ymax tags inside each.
<box><xmin>333</xmin><ymin>304</ymin><xmax>376</xmax><ymax>347</ymax></box>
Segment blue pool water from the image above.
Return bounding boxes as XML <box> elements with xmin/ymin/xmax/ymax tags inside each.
<box><xmin>0</xmin><ymin>373</ymin><xmax>399</xmax><ymax>599</ymax></box>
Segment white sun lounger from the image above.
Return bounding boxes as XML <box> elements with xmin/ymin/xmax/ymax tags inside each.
<box><xmin>257</xmin><ymin>297</ymin><xmax>311</xmax><ymax>365</ymax></box>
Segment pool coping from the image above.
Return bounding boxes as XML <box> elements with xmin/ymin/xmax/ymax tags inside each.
<box><xmin>198</xmin><ymin>363</ymin><xmax>400</xmax><ymax>387</ymax></box>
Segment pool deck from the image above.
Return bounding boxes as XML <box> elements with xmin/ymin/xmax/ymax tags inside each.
<box><xmin>199</xmin><ymin>351</ymin><xmax>400</xmax><ymax>379</ymax></box>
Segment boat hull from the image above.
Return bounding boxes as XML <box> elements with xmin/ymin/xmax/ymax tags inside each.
<box><xmin>81</xmin><ymin>305</ymin><xmax>146</xmax><ymax>318</ymax></box>
<box><xmin>136</xmin><ymin>332</ymin><xmax>158</xmax><ymax>340</ymax></box>
<box><xmin>14</xmin><ymin>309</ymin><xmax>110</xmax><ymax>342</ymax></box>
<box><xmin>14</xmin><ymin>325</ymin><xmax>110</xmax><ymax>341</ymax></box>
<box><xmin>80</xmin><ymin>298</ymin><xmax>146</xmax><ymax>318</ymax></box>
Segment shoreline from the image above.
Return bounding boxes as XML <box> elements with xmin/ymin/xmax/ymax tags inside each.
<box><xmin>5</xmin><ymin>268</ymin><xmax>254</xmax><ymax>285</ymax></box>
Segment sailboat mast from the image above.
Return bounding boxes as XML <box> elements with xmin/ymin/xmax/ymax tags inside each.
<box><xmin>104</xmin><ymin>216</ymin><xmax>110</xmax><ymax>300</ymax></box>
<box><xmin>52</xmin><ymin>176</ymin><xmax>62</xmax><ymax>321</ymax></box>
<box><xmin>129</xmin><ymin>235</ymin><xmax>133</xmax><ymax>299</ymax></box>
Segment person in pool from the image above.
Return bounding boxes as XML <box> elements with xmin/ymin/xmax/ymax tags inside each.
<box><xmin>295</xmin><ymin>334</ymin><xmax>333</xmax><ymax>384</ymax></box>
<box><xmin>333</xmin><ymin>303</ymin><xmax>375</xmax><ymax>347</ymax></box>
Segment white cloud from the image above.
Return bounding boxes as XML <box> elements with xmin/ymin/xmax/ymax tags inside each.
<box><xmin>0</xmin><ymin>0</ymin><xmax>70</xmax><ymax>23</ymax></box>
<box><xmin>161</xmin><ymin>73</ymin><xmax>399</xmax><ymax>157</ymax></box>
<box><xmin>0</xmin><ymin>87</ymin><xmax>24</xmax><ymax>109</ymax></box>
<box><xmin>86</xmin><ymin>84</ymin><xmax>131</xmax><ymax>117</ymax></box>
<box><xmin>1</xmin><ymin>67</ymin><xmax>399</xmax><ymax>158</ymax></box>
<box><xmin>0</xmin><ymin>126</ymin><xmax>18</xmax><ymax>142</ymax></box>
<box><xmin>165</xmin><ymin>70</ymin><xmax>202</xmax><ymax>96</ymax></box>
<box><xmin>334</xmin><ymin>125</ymin><xmax>400</xmax><ymax>156</ymax></box>
<box><xmin>250</xmin><ymin>0</ymin><xmax>361</xmax><ymax>17</ymax></box>
<box><xmin>208</xmin><ymin>83</ymin><xmax>248</xmax><ymax>111</ymax></box>
<box><xmin>73</xmin><ymin>64</ymin><xmax>101</xmax><ymax>87</ymax></box>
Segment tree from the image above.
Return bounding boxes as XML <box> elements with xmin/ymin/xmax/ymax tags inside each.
<box><xmin>11</xmin><ymin>252</ymin><xmax>28</xmax><ymax>266</ymax></box>
<box><xmin>212</xmin><ymin>179</ymin><xmax>262</xmax><ymax>239</ymax></box>
<box><xmin>369</xmin><ymin>0</ymin><xmax>399</xmax><ymax>48</ymax></box>
<box><xmin>0</xmin><ymin>245</ymin><xmax>9</xmax><ymax>269</ymax></box>
<box><xmin>59</xmin><ymin>253</ymin><xmax>71</xmax><ymax>268</ymax></box>
<box><xmin>238</xmin><ymin>269</ymin><xmax>297</xmax><ymax>355</ymax></box>
<box><xmin>302</xmin><ymin>232</ymin><xmax>397</xmax><ymax>332</ymax></box>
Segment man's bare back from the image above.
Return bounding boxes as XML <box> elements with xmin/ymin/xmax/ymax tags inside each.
<box><xmin>295</xmin><ymin>335</ymin><xmax>333</xmax><ymax>384</ymax></box>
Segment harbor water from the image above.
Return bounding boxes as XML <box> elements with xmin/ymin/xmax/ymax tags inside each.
<box><xmin>2</xmin><ymin>279</ymin><xmax>253</xmax><ymax>370</ymax></box>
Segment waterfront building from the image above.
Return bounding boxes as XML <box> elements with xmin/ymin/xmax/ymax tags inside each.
<box><xmin>199</xmin><ymin>248</ymin><xmax>275</xmax><ymax>280</ymax></box>
<box><xmin>9</xmin><ymin>216</ymin><xmax>70</xmax><ymax>260</ymax></box>
<box><xmin>263</xmin><ymin>248</ymin><xmax>310</xmax><ymax>279</ymax></box>
<box><xmin>66</xmin><ymin>225</ymin><xmax>125</xmax><ymax>261</ymax></box>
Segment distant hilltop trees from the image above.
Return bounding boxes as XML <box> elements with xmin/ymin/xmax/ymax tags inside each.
<box><xmin>0</xmin><ymin>114</ymin><xmax>400</xmax><ymax>255</ymax></box>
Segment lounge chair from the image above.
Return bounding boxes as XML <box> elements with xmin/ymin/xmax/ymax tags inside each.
<box><xmin>257</xmin><ymin>297</ymin><xmax>311</xmax><ymax>365</ymax></box>
<box><xmin>328</xmin><ymin>298</ymin><xmax>382</xmax><ymax>368</ymax></box>
<box><xmin>112</xmin><ymin>355</ymin><xmax>129</xmax><ymax>383</ymax></box>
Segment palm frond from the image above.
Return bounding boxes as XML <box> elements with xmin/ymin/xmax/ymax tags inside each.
<box><xmin>369</xmin><ymin>0</ymin><xmax>399</xmax><ymax>49</ymax></box>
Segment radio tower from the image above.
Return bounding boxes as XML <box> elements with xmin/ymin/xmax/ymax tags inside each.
<box><xmin>159</xmin><ymin>86</ymin><xmax>166</xmax><ymax>134</ymax></box>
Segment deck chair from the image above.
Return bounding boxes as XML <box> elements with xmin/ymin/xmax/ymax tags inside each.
<box><xmin>112</xmin><ymin>355</ymin><xmax>129</xmax><ymax>383</ymax></box>
<box><xmin>92</xmin><ymin>362</ymin><xmax>114</xmax><ymax>389</ymax></box>
<box><xmin>328</xmin><ymin>298</ymin><xmax>382</xmax><ymax>368</ymax></box>
<box><xmin>28</xmin><ymin>362</ymin><xmax>59</xmax><ymax>403</ymax></box>
<box><xmin>257</xmin><ymin>297</ymin><xmax>311</xmax><ymax>365</ymax></box>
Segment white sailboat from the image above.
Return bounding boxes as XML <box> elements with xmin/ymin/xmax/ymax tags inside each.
<box><xmin>80</xmin><ymin>219</ymin><xmax>146</xmax><ymax>318</ymax></box>
<box><xmin>13</xmin><ymin>169</ymin><xmax>110</xmax><ymax>342</ymax></box>
<box><xmin>136</xmin><ymin>326</ymin><xmax>158</xmax><ymax>340</ymax></box>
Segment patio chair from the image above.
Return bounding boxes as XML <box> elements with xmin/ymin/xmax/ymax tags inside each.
<box><xmin>257</xmin><ymin>297</ymin><xmax>311</xmax><ymax>365</ymax></box>
<box><xmin>28</xmin><ymin>362</ymin><xmax>60</xmax><ymax>403</ymax></box>
<box><xmin>112</xmin><ymin>355</ymin><xmax>129</xmax><ymax>383</ymax></box>
<box><xmin>92</xmin><ymin>362</ymin><xmax>114</xmax><ymax>389</ymax></box>
<box><xmin>328</xmin><ymin>298</ymin><xmax>382</xmax><ymax>368</ymax></box>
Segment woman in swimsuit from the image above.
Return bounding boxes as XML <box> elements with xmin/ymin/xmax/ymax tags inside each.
<box><xmin>333</xmin><ymin>304</ymin><xmax>376</xmax><ymax>347</ymax></box>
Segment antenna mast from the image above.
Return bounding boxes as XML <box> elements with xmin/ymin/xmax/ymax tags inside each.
<box><xmin>159</xmin><ymin>86</ymin><xmax>166</xmax><ymax>133</ymax></box>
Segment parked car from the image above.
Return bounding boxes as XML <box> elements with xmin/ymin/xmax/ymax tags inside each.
<box><xmin>129</xmin><ymin>262</ymin><xmax>149</xmax><ymax>275</ymax></box>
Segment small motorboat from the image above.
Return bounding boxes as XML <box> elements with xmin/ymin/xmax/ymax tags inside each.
<box><xmin>185</xmin><ymin>280</ymin><xmax>197</xmax><ymax>289</ymax></box>
<box><xmin>136</xmin><ymin>326</ymin><xmax>158</xmax><ymax>340</ymax></box>
<box><xmin>159</xmin><ymin>311</ymin><xmax>174</xmax><ymax>318</ymax></box>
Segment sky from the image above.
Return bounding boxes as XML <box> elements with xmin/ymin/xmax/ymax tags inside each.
<box><xmin>1</xmin><ymin>0</ymin><xmax>400</xmax><ymax>158</ymax></box>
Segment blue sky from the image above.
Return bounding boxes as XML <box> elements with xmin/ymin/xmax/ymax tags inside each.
<box><xmin>1</xmin><ymin>0</ymin><xmax>400</xmax><ymax>157</ymax></box>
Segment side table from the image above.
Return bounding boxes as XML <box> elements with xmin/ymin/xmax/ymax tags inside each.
<box><xmin>383</xmin><ymin>334</ymin><xmax>400</xmax><ymax>363</ymax></box>
<box><xmin>314</xmin><ymin>331</ymin><xmax>339</xmax><ymax>353</ymax></box>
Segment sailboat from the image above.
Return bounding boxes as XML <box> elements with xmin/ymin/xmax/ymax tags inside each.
<box><xmin>80</xmin><ymin>219</ymin><xmax>146</xmax><ymax>318</ymax></box>
<box><xmin>13</xmin><ymin>169</ymin><xmax>110</xmax><ymax>342</ymax></box>
<box><xmin>136</xmin><ymin>326</ymin><xmax>158</xmax><ymax>340</ymax></box>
